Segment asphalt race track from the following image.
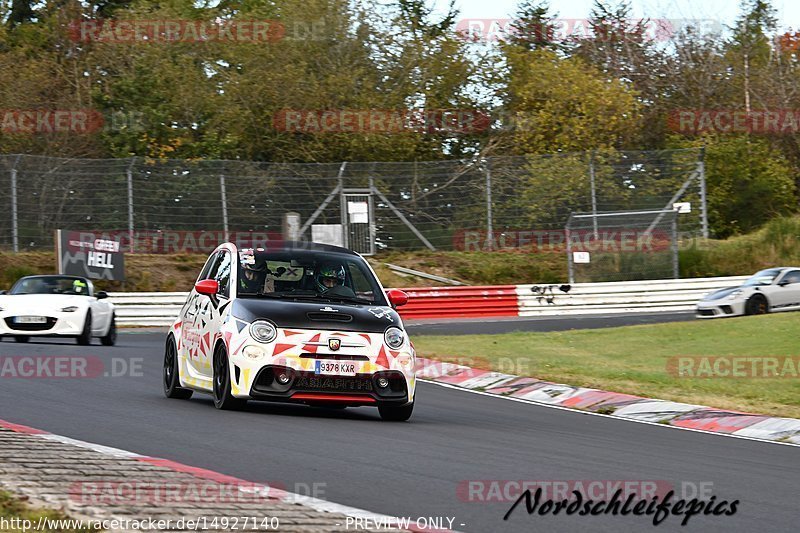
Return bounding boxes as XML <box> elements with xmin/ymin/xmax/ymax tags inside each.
<box><xmin>0</xmin><ymin>330</ymin><xmax>797</xmax><ymax>533</ymax></box>
<box><xmin>406</xmin><ymin>311</ymin><xmax>695</xmax><ymax>335</ymax></box>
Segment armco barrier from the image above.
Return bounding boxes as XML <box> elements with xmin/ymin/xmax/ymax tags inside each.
<box><xmin>517</xmin><ymin>276</ymin><xmax>749</xmax><ymax>316</ymax></box>
<box><xmin>400</xmin><ymin>286</ymin><xmax>519</xmax><ymax>319</ymax></box>
<box><xmin>109</xmin><ymin>276</ymin><xmax>748</xmax><ymax>326</ymax></box>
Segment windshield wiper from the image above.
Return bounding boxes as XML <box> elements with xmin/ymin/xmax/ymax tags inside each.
<box><xmin>317</xmin><ymin>295</ymin><xmax>373</xmax><ymax>305</ymax></box>
<box><xmin>239</xmin><ymin>291</ymin><xmax>373</xmax><ymax>305</ymax></box>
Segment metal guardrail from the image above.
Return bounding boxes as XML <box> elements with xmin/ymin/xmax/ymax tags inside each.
<box><xmin>109</xmin><ymin>276</ymin><xmax>748</xmax><ymax>326</ymax></box>
<box><xmin>516</xmin><ymin>276</ymin><xmax>749</xmax><ymax>316</ymax></box>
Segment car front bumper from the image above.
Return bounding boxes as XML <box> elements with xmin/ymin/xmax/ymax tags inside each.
<box><xmin>248</xmin><ymin>366</ymin><xmax>411</xmax><ymax>405</ymax></box>
<box><xmin>0</xmin><ymin>312</ymin><xmax>85</xmax><ymax>336</ymax></box>
<box><xmin>695</xmin><ymin>299</ymin><xmax>745</xmax><ymax>318</ymax></box>
<box><xmin>225</xmin><ymin>328</ymin><xmax>416</xmax><ymax>405</ymax></box>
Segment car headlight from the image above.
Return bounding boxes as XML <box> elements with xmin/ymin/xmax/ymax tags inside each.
<box><xmin>60</xmin><ymin>306</ymin><xmax>79</xmax><ymax>312</ymax></box>
<box><xmin>384</xmin><ymin>327</ymin><xmax>405</xmax><ymax>349</ymax></box>
<box><xmin>243</xmin><ymin>345</ymin><xmax>266</xmax><ymax>360</ymax></box>
<box><xmin>249</xmin><ymin>320</ymin><xmax>277</xmax><ymax>343</ymax></box>
<box><xmin>727</xmin><ymin>290</ymin><xmax>743</xmax><ymax>300</ymax></box>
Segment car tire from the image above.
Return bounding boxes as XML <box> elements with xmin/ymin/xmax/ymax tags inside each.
<box><xmin>745</xmin><ymin>294</ymin><xmax>769</xmax><ymax>315</ymax></box>
<box><xmin>13</xmin><ymin>336</ymin><xmax>29</xmax><ymax>343</ymax></box>
<box><xmin>213</xmin><ymin>344</ymin><xmax>247</xmax><ymax>410</ymax></box>
<box><xmin>378</xmin><ymin>401</ymin><xmax>414</xmax><ymax>422</ymax></box>
<box><xmin>100</xmin><ymin>313</ymin><xmax>117</xmax><ymax>346</ymax></box>
<box><xmin>76</xmin><ymin>311</ymin><xmax>92</xmax><ymax>345</ymax></box>
<box><xmin>164</xmin><ymin>336</ymin><xmax>193</xmax><ymax>400</ymax></box>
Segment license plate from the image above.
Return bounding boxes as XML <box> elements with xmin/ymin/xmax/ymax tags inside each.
<box><xmin>14</xmin><ymin>316</ymin><xmax>47</xmax><ymax>324</ymax></box>
<box><xmin>315</xmin><ymin>361</ymin><xmax>357</xmax><ymax>376</ymax></box>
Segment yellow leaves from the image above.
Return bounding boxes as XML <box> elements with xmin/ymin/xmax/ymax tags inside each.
<box><xmin>506</xmin><ymin>50</ymin><xmax>641</xmax><ymax>154</ymax></box>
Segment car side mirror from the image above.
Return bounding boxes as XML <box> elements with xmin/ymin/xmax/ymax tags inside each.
<box><xmin>386</xmin><ymin>289</ymin><xmax>409</xmax><ymax>308</ymax></box>
<box><xmin>778</xmin><ymin>280</ymin><xmax>791</xmax><ymax>287</ymax></box>
<box><xmin>95</xmin><ymin>291</ymin><xmax>108</xmax><ymax>300</ymax></box>
<box><xmin>195</xmin><ymin>279</ymin><xmax>219</xmax><ymax>296</ymax></box>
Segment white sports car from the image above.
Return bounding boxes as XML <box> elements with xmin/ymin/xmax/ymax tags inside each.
<box><xmin>696</xmin><ymin>267</ymin><xmax>800</xmax><ymax>318</ymax></box>
<box><xmin>163</xmin><ymin>242</ymin><xmax>416</xmax><ymax>421</ymax></box>
<box><xmin>0</xmin><ymin>275</ymin><xmax>116</xmax><ymax>345</ymax></box>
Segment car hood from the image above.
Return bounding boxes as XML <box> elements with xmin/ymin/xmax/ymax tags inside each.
<box><xmin>0</xmin><ymin>294</ymin><xmax>91</xmax><ymax>311</ymax></box>
<box><xmin>703</xmin><ymin>286</ymin><xmax>747</xmax><ymax>301</ymax></box>
<box><xmin>231</xmin><ymin>297</ymin><xmax>402</xmax><ymax>333</ymax></box>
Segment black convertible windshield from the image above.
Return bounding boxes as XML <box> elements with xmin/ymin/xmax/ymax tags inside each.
<box><xmin>236</xmin><ymin>248</ymin><xmax>387</xmax><ymax>306</ymax></box>
<box><xmin>10</xmin><ymin>276</ymin><xmax>92</xmax><ymax>295</ymax></box>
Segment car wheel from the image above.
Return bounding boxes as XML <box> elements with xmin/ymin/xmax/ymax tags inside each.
<box><xmin>164</xmin><ymin>336</ymin><xmax>192</xmax><ymax>400</ymax></box>
<box><xmin>746</xmin><ymin>294</ymin><xmax>769</xmax><ymax>315</ymax></box>
<box><xmin>212</xmin><ymin>344</ymin><xmax>247</xmax><ymax>410</ymax></box>
<box><xmin>378</xmin><ymin>401</ymin><xmax>414</xmax><ymax>422</ymax></box>
<box><xmin>76</xmin><ymin>311</ymin><xmax>92</xmax><ymax>345</ymax></box>
<box><xmin>14</xmin><ymin>336</ymin><xmax>29</xmax><ymax>343</ymax></box>
<box><xmin>100</xmin><ymin>313</ymin><xmax>117</xmax><ymax>346</ymax></box>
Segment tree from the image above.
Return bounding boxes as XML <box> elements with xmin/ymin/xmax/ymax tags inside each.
<box><xmin>505</xmin><ymin>0</ymin><xmax>562</xmax><ymax>52</ymax></box>
<box><xmin>7</xmin><ymin>0</ymin><xmax>35</xmax><ymax>28</ymax></box>
<box><xmin>706</xmin><ymin>136</ymin><xmax>795</xmax><ymax>237</ymax></box>
<box><xmin>502</xmin><ymin>49</ymin><xmax>641</xmax><ymax>154</ymax></box>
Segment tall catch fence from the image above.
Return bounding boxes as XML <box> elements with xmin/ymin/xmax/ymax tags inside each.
<box><xmin>0</xmin><ymin>149</ymin><xmax>707</xmax><ymax>262</ymax></box>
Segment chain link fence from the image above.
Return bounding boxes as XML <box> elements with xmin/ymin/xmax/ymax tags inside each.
<box><xmin>0</xmin><ymin>149</ymin><xmax>707</xmax><ymax>258</ymax></box>
<box><xmin>566</xmin><ymin>209</ymin><xmax>680</xmax><ymax>283</ymax></box>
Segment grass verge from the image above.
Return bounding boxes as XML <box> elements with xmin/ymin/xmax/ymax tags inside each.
<box><xmin>0</xmin><ymin>490</ymin><xmax>97</xmax><ymax>532</ymax></box>
<box><xmin>413</xmin><ymin>313</ymin><xmax>800</xmax><ymax>419</ymax></box>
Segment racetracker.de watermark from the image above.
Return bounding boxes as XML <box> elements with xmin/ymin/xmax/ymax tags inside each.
<box><xmin>457</xmin><ymin>480</ymin><xmax>715</xmax><ymax>502</ymax></box>
<box><xmin>0</xmin><ymin>356</ymin><xmax>143</xmax><ymax>379</ymax></box>
<box><xmin>455</xmin><ymin>18</ymin><xmax>722</xmax><ymax>43</ymax></box>
<box><xmin>417</xmin><ymin>355</ymin><xmax>532</xmax><ymax>377</ymax></box>
<box><xmin>70</xmin><ymin>230</ymin><xmax>284</xmax><ymax>255</ymax></box>
<box><xmin>668</xmin><ymin>109</ymin><xmax>800</xmax><ymax>135</ymax></box>
<box><xmin>454</xmin><ymin>229</ymin><xmax>697</xmax><ymax>253</ymax></box>
<box><xmin>69</xmin><ymin>19</ymin><xmax>285</xmax><ymax>43</ymax></box>
<box><xmin>69</xmin><ymin>480</ymin><xmax>326</xmax><ymax>505</ymax></box>
<box><xmin>667</xmin><ymin>356</ymin><xmax>800</xmax><ymax>378</ymax></box>
<box><xmin>1</xmin><ymin>109</ymin><xmax>145</xmax><ymax>135</ymax></box>
<box><xmin>272</xmin><ymin>109</ymin><xmax>492</xmax><ymax>134</ymax></box>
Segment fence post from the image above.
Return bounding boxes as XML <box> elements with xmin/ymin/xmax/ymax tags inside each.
<box><xmin>698</xmin><ymin>147</ymin><xmax>709</xmax><ymax>239</ymax></box>
<box><xmin>337</xmin><ymin>162</ymin><xmax>348</xmax><ymax>249</ymax></box>
<box><xmin>485</xmin><ymin>160</ymin><xmax>493</xmax><ymax>250</ymax></box>
<box><xmin>672</xmin><ymin>215</ymin><xmax>679</xmax><ymax>279</ymax></box>
<box><xmin>566</xmin><ymin>214</ymin><xmax>574</xmax><ymax>284</ymax></box>
<box><xmin>127</xmin><ymin>157</ymin><xmax>135</xmax><ymax>253</ymax></box>
<box><xmin>220</xmin><ymin>174</ymin><xmax>229</xmax><ymax>242</ymax></box>
<box><xmin>589</xmin><ymin>150</ymin><xmax>598</xmax><ymax>238</ymax></box>
<box><xmin>10</xmin><ymin>156</ymin><xmax>20</xmax><ymax>252</ymax></box>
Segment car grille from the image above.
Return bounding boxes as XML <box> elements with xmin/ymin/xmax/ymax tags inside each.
<box><xmin>697</xmin><ymin>309</ymin><xmax>715</xmax><ymax>317</ymax></box>
<box><xmin>4</xmin><ymin>317</ymin><xmax>57</xmax><ymax>331</ymax></box>
<box><xmin>251</xmin><ymin>367</ymin><xmax>407</xmax><ymax>400</ymax></box>
<box><xmin>293</xmin><ymin>373</ymin><xmax>375</xmax><ymax>393</ymax></box>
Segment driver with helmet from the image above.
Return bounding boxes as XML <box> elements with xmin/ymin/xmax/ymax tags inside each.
<box><xmin>315</xmin><ymin>264</ymin><xmax>346</xmax><ymax>292</ymax></box>
<box><xmin>240</xmin><ymin>261</ymin><xmax>269</xmax><ymax>293</ymax></box>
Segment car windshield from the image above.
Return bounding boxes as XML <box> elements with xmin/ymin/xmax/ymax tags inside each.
<box><xmin>742</xmin><ymin>268</ymin><xmax>783</xmax><ymax>287</ymax></box>
<box><xmin>236</xmin><ymin>248</ymin><xmax>387</xmax><ymax>306</ymax></box>
<box><xmin>10</xmin><ymin>276</ymin><xmax>91</xmax><ymax>295</ymax></box>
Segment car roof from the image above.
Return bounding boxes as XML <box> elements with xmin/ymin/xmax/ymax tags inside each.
<box><xmin>230</xmin><ymin>241</ymin><xmax>360</xmax><ymax>257</ymax></box>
